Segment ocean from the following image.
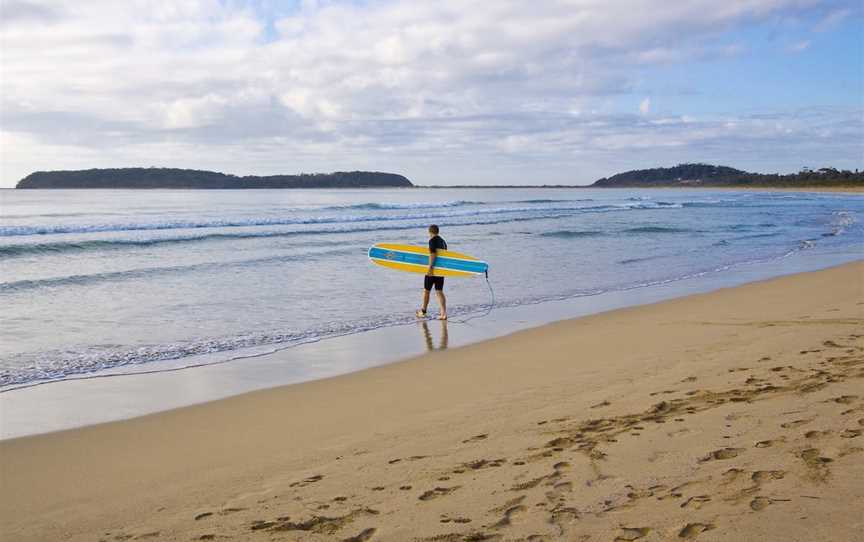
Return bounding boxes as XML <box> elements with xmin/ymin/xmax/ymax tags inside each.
<box><xmin>1</xmin><ymin>188</ymin><xmax>861</xmax><ymax>392</ymax></box>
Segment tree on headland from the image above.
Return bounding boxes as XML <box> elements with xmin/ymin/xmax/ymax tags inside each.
<box><xmin>15</xmin><ymin>168</ymin><xmax>414</xmax><ymax>189</ymax></box>
<box><xmin>592</xmin><ymin>163</ymin><xmax>864</xmax><ymax>188</ymax></box>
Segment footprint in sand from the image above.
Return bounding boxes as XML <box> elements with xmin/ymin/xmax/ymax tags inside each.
<box><xmin>548</xmin><ymin>505</ymin><xmax>579</xmax><ymax>535</ymax></box>
<box><xmin>462</xmin><ymin>434</ymin><xmax>488</xmax><ymax>444</ymax></box>
<box><xmin>460</xmin><ymin>458</ymin><xmax>507</xmax><ymax>471</ymax></box>
<box><xmin>798</xmin><ymin>448</ymin><xmax>834</xmax><ymax>482</ymax></box>
<box><xmin>751</xmin><ymin>470</ymin><xmax>785</xmax><ymax>483</ymax></box>
<box><xmin>614</xmin><ymin>526</ymin><xmax>651</xmax><ymax>541</ymax></box>
<box><xmin>657</xmin><ymin>481</ymin><xmax>695</xmax><ymax>500</ymax></box>
<box><xmin>490</xmin><ymin>495</ymin><xmax>527</xmax><ymax>513</ymax></box>
<box><xmin>755</xmin><ymin>438</ymin><xmax>785</xmax><ymax>448</ymax></box>
<box><xmin>418</xmin><ymin>486</ymin><xmax>460</xmax><ymax>501</ymax></box>
<box><xmin>342</xmin><ymin>528</ymin><xmax>377</xmax><ymax>542</ymax></box>
<box><xmin>780</xmin><ymin>418</ymin><xmax>814</xmax><ymax>429</ymax></box>
<box><xmin>838</xmin><ymin>447</ymin><xmax>864</xmax><ymax>458</ymax></box>
<box><xmin>389</xmin><ymin>455</ymin><xmax>428</xmax><ymax>464</ymax></box>
<box><xmin>290</xmin><ymin>474</ymin><xmax>324</xmax><ymax>488</ymax></box>
<box><xmin>545</xmin><ymin>437</ymin><xmax>577</xmax><ymax>449</ymax></box>
<box><xmin>720</xmin><ymin>468</ymin><xmax>745</xmax><ymax>484</ymax></box>
<box><xmin>678</xmin><ymin>523</ymin><xmax>715</xmax><ymax>539</ymax></box>
<box><xmin>493</xmin><ymin>504</ymin><xmax>527</xmax><ymax>529</ymax></box>
<box><xmin>440</xmin><ymin>514</ymin><xmax>472</xmax><ymax>524</ymax></box>
<box><xmin>699</xmin><ymin>447</ymin><xmax>744</xmax><ymax>462</ymax></box>
<box><xmin>680</xmin><ymin>495</ymin><xmax>711</xmax><ymax>510</ymax></box>
<box><xmin>840</xmin><ymin>429</ymin><xmax>862</xmax><ymax>439</ymax></box>
<box><xmin>250</xmin><ymin>521</ymin><xmax>277</xmax><ymax>531</ymax></box>
<box><xmin>249</xmin><ymin>508</ymin><xmax>378</xmax><ymax>535</ymax></box>
<box><xmin>750</xmin><ymin>496</ymin><xmax>773</xmax><ymax>511</ymax></box>
<box><xmin>511</xmin><ymin>462</ymin><xmax>569</xmax><ymax>492</ymax></box>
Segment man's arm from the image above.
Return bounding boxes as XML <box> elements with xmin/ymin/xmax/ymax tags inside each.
<box><xmin>427</xmin><ymin>251</ymin><xmax>437</xmax><ymax>276</ymax></box>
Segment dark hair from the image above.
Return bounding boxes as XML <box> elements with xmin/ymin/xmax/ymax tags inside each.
<box><xmin>428</xmin><ymin>224</ymin><xmax>440</xmax><ymax>234</ymax></box>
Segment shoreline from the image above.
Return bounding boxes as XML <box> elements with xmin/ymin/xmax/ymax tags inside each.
<box><xmin>1</xmin><ymin>262</ymin><xmax>862</xmax><ymax>541</ymax></box>
<box><xmin>6</xmin><ymin>185</ymin><xmax>863</xmax><ymax>193</ymax></box>
<box><xmin>417</xmin><ymin>185</ymin><xmax>864</xmax><ymax>193</ymax></box>
<box><xmin>3</xmin><ymin>250</ymin><xmax>860</xmax><ymax>440</ymax></box>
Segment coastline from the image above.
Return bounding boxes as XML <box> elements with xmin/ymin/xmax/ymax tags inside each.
<box><xmin>416</xmin><ymin>185</ymin><xmax>864</xmax><ymax>193</ymax></box>
<box><xmin>3</xmin><ymin>248</ymin><xmax>860</xmax><ymax>440</ymax></box>
<box><xmin>1</xmin><ymin>261</ymin><xmax>862</xmax><ymax>541</ymax></box>
<box><xmin>645</xmin><ymin>186</ymin><xmax>864</xmax><ymax>194</ymax></box>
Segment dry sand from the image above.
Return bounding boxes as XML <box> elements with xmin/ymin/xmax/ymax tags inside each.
<box><xmin>1</xmin><ymin>262</ymin><xmax>862</xmax><ymax>542</ymax></box>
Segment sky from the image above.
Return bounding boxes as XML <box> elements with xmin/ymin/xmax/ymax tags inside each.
<box><xmin>1</xmin><ymin>0</ymin><xmax>862</xmax><ymax>187</ymax></box>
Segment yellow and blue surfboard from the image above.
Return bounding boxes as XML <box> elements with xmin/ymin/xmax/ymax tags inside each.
<box><xmin>368</xmin><ymin>243</ymin><xmax>488</xmax><ymax>278</ymax></box>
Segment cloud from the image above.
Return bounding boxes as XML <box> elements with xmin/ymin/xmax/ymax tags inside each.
<box><xmin>0</xmin><ymin>0</ymin><xmax>64</xmax><ymax>25</ymax></box>
<box><xmin>639</xmin><ymin>98</ymin><xmax>651</xmax><ymax>115</ymax></box>
<box><xmin>0</xmin><ymin>0</ymin><xmax>862</xmax><ymax>186</ymax></box>
<box><xmin>814</xmin><ymin>7</ymin><xmax>851</xmax><ymax>31</ymax></box>
<box><xmin>787</xmin><ymin>39</ymin><xmax>811</xmax><ymax>52</ymax></box>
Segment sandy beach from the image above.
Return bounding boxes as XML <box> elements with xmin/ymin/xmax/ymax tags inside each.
<box><xmin>1</xmin><ymin>262</ymin><xmax>862</xmax><ymax>541</ymax></box>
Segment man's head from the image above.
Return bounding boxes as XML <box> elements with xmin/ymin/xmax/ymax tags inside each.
<box><xmin>428</xmin><ymin>224</ymin><xmax>440</xmax><ymax>237</ymax></box>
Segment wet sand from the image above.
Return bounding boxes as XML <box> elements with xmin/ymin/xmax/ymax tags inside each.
<box><xmin>1</xmin><ymin>262</ymin><xmax>862</xmax><ymax>541</ymax></box>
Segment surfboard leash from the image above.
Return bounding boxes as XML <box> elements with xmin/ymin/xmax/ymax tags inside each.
<box><xmin>450</xmin><ymin>269</ymin><xmax>495</xmax><ymax>324</ymax></box>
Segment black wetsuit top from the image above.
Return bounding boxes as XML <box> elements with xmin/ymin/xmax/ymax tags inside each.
<box><xmin>429</xmin><ymin>235</ymin><xmax>447</xmax><ymax>253</ymax></box>
<box><xmin>425</xmin><ymin>235</ymin><xmax>447</xmax><ymax>290</ymax></box>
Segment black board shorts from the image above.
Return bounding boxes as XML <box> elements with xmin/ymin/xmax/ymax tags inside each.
<box><xmin>424</xmin><ymin>275</ymin><xmax>445</xmax><ymax>291</ymax></box>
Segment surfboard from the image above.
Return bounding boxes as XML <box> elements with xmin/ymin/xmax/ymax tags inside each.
<box><xmin>368</xmin><ymin>243</ymin><xmax>489</xmax><ymax>277</ymax></box>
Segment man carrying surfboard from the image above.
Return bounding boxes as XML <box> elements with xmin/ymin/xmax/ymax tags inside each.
<box><xmin>417</xmin><ymin>225</ymin><xmax>447</xmax><ymax>320</ymax></box>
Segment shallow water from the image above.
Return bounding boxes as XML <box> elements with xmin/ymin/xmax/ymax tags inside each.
<box><xmin>1</xmin><ymin>188</ymin><xmax>861</xmax><ymax>390</ymax></box>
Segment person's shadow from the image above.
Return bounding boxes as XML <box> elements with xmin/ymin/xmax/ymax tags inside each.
<box><xmin>419</xmin><ymin>319</ymin><xmax>449</xmax><ymax>351</ymax></box>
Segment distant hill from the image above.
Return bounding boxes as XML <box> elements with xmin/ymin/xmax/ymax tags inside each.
<box><xmin>15</xmin><ymin>168</ymin><xmax>413</xmax><ymax>189</ymax></box>
<box><xmin>592</xmin><ymin>164</ymin><xmax>864</xmax><ymax>188</ymax></box>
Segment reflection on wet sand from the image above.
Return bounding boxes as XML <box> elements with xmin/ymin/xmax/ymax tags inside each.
<box><xmin>419</xmin><ymin>319</ymin><xmax>449</xmax><ymax>351</ymax></box>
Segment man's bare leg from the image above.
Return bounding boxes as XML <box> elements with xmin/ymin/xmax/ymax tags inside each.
<box><xmin>418</xmin><ymin>289</ymin><xmax>431</xmax><ymax>316</ymax></box>
<box><xmin>436</xmin><ymin>290</ymin><xmax>447</xmax><ymax>320</ymax></box>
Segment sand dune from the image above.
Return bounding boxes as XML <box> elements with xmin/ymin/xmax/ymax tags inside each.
<box><xmin>1</xmin><ymin>262</ymin><xmax>862</xmax><ymax>541</ymax></box>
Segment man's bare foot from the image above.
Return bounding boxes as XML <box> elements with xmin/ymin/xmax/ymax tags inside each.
<box><xmin>416</xmin><ymin>309</ymin><xmax>427</xmax><ymax>318</ymax></box>
<box><xmin>438</xmin><ymin>313</ymin><xmax>447</xmax><ymax>320</ymax></box>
